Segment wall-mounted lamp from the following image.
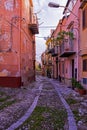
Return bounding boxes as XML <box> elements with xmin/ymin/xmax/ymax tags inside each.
<box><xmin>48</xmin><ymin>2</ymin><xmax>79</xmax><ymax>19</ymax></box>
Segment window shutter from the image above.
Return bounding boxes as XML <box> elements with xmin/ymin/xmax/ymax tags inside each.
<box><xmin>83</xmin><ymin>6</ymin><xmax>87</xmax><ymax>29</ymax></box>
<box><xmin>83</xmin><ymin>59</ymin><xmax>87</xmax><ymax>71</ymax></box>
<box><xmin>85</xmin><ymin>7</ymin><xmax>87</xmax><ymax>28</ymax></box>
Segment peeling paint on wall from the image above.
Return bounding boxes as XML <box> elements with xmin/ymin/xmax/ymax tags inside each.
<box><xmin>0</xmin><ymin>31</ymin><xmax>10</xmax><ymax>41</ymax></box>
<box><xmin>4</xmin><ymin>0</ymin><xmax>14</xmax><ymax>11</ymax></box>
<box><xmin>0</xmin><ymin>0</ymin><xmax>35</xmax><ymax>86</ymax></box>
<box><xmin>16</xmin><ymin>71</ymin><xmax>20</xmax><ymax>77</ymax></box>
<box><xmin>4</xmin><ymin>0</ymin><xmax>18</xmax><ymax>11</ymax></box>
<box><xmin>0</xmin><ymin>15</ymin><xmax>11</xmax><ymax>51</ymax></box>
<box><xmin>0</xmin><ymin>69</ymin><xmax>10</xmax><ymax>76</ymax></box>
<box><xmin>0</xmin><ymin>29</ymin><xmax>11</xmax><ymax>51</ymax></box>
<box><xmin>0</xmin><ymin>56</ymin><xmax>4</xmax><ymax>62</ymax></box>
<box><xmin>23</xmin><ymin>38</ymin><xmax>27</xmax><ymax>45</ymax></box>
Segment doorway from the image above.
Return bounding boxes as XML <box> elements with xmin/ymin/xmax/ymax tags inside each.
<box><xmin>72</xmin><ymin>59</ymin><xmax>74</xmax><ymax>78</ymax></box>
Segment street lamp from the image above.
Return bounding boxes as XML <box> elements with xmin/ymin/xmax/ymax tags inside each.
<box><xmin>48</xmin><ymin>2</ymin><xmax>60</xmax><ymax>8</ymax></box>
<box><xmin>48</xmin><ymin>2</ymin><xmax>79</xmax><ymax>19</ymax></box>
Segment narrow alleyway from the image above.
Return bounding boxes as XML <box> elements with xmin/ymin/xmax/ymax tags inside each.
<box><xmin>0</xmin><ymin>76</ymin><xmax>87</xmax><ymax>130</ymax></box>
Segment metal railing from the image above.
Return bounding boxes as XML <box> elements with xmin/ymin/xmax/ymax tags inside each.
<box><xmin>60</xmin><ymin>39</ymin><xmax>74</xmax><ymax>54</ymax></box>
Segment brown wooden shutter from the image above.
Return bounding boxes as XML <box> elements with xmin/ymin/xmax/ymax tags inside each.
<box><xmin>85</xmin><ymin>6</ymin><xmax>87</xmax><ymax>28</ymax></box>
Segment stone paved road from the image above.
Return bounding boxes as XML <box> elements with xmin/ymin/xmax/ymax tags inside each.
<box><xmin>0</xmin><ymin>78</ymin><xmax>41</xmax><ymax>130</ymax></box>
<box><xmin>15</xmin><ymin>76</ymin><xmax>68</xmax><ymax>130</ymax></box>
<box><xmin>0</xmin><ymin>75</ymin><xmax>87</xmax><ymax>130</ymax></box>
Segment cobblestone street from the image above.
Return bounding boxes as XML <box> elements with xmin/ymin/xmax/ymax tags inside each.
<box><xmin>0</xmin><ymin>76</ymin><xmax>87</xmax><ymax>130</ymax></box>
<box><xmin>0</xmin><ymin>1</ymin><xmax>87</xmax><ymax>130</ymax></box>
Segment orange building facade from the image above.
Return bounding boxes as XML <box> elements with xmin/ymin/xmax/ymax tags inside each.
<box><xmin>0</xmin><ymin>0</ymin><xmax>38</xmax><ymax>87</ymax></box>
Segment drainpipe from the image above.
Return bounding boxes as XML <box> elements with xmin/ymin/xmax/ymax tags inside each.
<box><xmin>20</xmin><ymin>0</ymin><xmax>22</xmax><ymax>85</ymax></box>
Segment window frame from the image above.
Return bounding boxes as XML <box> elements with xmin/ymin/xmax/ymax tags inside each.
<box><xmin>83</xmin><ymin>59</ymin><xmax>87</xmax><ymax>71</ymax></box>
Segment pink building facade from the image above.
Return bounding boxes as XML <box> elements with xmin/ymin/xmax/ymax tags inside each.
<box><xmin>42</xmin><ymin>0</ymin><xmax>87</xmax><ymax>90</ymax></box>
<box><xmin>58</xmin><ymin>0</ymin><xmax>80</xmax><ymax>85</ymax></box>
<box><xmin>0</xmin><ymin>0</ymin><xmax>38</xmax><ymax>87</ymax></box>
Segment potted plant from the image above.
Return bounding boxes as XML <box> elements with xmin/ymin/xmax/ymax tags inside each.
<box><xmin>76</xmin><ymin>82</ymin><xmax>86</xmax><ymax>95</ymax></box>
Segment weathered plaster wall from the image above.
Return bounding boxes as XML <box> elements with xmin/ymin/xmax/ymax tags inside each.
<box><xmin>0</xmin><ymin>0</ymin><xmax>21</xmax><ymax>77</ymax></box>
<box><xmin>0</xmin><ymin>0</ymin><xmax>35</xmax><ymax>87</ymax></box>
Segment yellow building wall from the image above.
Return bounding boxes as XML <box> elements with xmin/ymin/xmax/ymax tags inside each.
<box><xmin>80</xmin><ymin>3</ymin><xmax>87</xmax><ymax>89</ymax></box>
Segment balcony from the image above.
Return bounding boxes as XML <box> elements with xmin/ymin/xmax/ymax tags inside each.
<box><xmin>28</xmin><ymin>13</ymin><xmax>39</xmax><ymax>34</ymax></box>
<box><xmin>51</xmin><ymin>46</ymin><xmax>58</xmax><ymax>57</ymax></box>
<box><xmin>46</xmin><ymin>46</ymin><xmax>58</xmax><ymax>57</ymax></box>
<box><xmin>60</xmin><ymin>40</ymin><xmax>76</xmax><ymax>57</ymax></box>
<box><xmin>42</xmin><ymin>60</ymin><xmax>47</xmax><ymax>65</ymax></box>
<box><xmin>48</xmin><ymin>60</ymin><xmax>52</xmax><ymax>65</ymax></box>
<box><xmin>47</xmin><ymin>48</ymin><xmax>54</xmax><ymax>54</ymax></box>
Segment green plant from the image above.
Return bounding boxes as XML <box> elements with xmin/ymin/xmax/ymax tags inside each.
<box><xmin>0</xmin><ymin>100</ymin><xmax>16</xmax><ymax>110</ymax></box>
<box><xmin>71</xmin><ymin>78</ymin><xmax>77</xmax><ymax>89</ymax></box>
<box><xmin>71</xmin><ymin>78</ymin><xmax>76</xmax><ymax>86</ymax></box>
<box><xmin>66</xmin><ymin>97</ymin><xmax>77</xmax><ymax>105</ymax></box>
<box><xmin>71</xmin><ymin>79</ymin><xmax>86</xmax><ymax>95</ymax></box>
<box><xmin>16</xmin><ymin>106</ymin><xmax>67</xmax><ymax>130</ymax></box>
<box><xmin>76</xmin><ymin>82</ymin><xmax>84</xmax><ymax>90</ymax></box>
<box><xmin>71</xmin><ymin>78</ymin><xmax>84</xmax><ymax>89</ymax></box>
<box><xmin>0</xmin><ymin>96</ymin><xmax>10</xmax><ymax>102</ymax></box>
<box><xmin>56</xmin><ymin>30</ymin><xmax>74</xmax><ymax>44</ymax></box>
<box><xmin>72</xmin><ymin>110</ymin><xmax>82</xmax><ymax>123</ymax></box>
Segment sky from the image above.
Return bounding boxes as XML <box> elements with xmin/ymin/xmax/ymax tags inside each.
<box><xmin>32</xmin><ymin>0</ymin><xmax>67</xmax><ymax>62</ymax></box>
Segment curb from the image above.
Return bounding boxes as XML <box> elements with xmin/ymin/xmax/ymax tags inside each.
<box><xmin>6</xmin><ymin>84</ymin><xmax>43</xmax><ymax>130</ymax></box>
<box><xmin>50</xmin><ymin>80</ymin><xmax>77</xmax><ymax>130</ymax></box>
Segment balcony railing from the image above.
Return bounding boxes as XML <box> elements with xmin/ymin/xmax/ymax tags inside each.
<box><xmin>47</xmin><ymin>48</ymin><xmax>53</xmax><ymax>54</ymax></box>
<box><xmin>28</xmin><ymin>13</ymin><xmax>39</xmax><ymax>34</ymax></box>
<box><xmin>51</xmin><ymin>46</ymin><xmax>58</xmax><ymax>57</ymax></box>
<box><xmin>60</xmin><ymin>40</ymin><xmax>76</xmax><ymax>57</ymax></box>
<box><xmin>47</xmin><ymin>46</ymin><xmax>58</xmax><ymax>57</ymax></box>
<box><xmin>42</xmin><ymin>60</ymin><xmax>47</xmax><ymax>65</ymax></box>
<box><xmin>48</xmin><ymin>60</ymin><xmax>52</xmax><ymax>64</ymax></box>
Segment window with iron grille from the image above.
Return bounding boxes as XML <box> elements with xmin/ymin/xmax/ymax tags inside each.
<box><xmin>83</xmin><ymin>59</ymin><xmax>87</xmax><ymax>71</ymax></box>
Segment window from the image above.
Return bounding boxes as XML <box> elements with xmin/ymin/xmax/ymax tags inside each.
<box><xmin>82</xmin><ymin>7</ymin><xmax>87</xmax><ymax>29</ymax></box>
<box><xmin>83</xmin><ymin>78</ymin><xmax>87</xmax><ymax>84</ymax></box>
<box><xmin>83</xmin><ymin>59</ymin><xmax>87</xmax><ymax>71</ymax></box>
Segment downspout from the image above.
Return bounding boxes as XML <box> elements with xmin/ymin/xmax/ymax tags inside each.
<box><xmin>20</xmin><ymin>0</ymin><xmax>22</xmax><ymax>85</ymax></box>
